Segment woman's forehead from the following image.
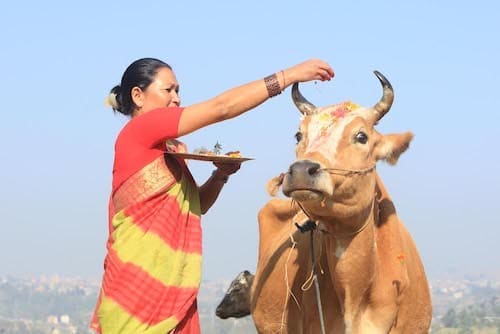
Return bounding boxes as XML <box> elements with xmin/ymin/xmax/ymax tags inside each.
<box><xmin>154</xmin><ymin>67</ymin><xmax>178</xmax><ymax>84</ymax></box>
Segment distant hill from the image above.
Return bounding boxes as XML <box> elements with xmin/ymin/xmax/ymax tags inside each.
<box><xmin>0</xmin><ymin>274</ymin><xmax>499</xmax><ymax>333</ymax></box>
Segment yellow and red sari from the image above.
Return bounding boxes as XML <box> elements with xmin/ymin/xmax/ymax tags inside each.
<box><xmin>92</xmin><ymin>108</ymin><xmax>202</xmax><ymax>333</ymax></box>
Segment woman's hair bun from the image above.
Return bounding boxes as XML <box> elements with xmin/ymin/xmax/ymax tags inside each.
<box><xmin>105</xmin><ymin>85</ymin><xmax>123</xmax><ymax>113</ymax></box>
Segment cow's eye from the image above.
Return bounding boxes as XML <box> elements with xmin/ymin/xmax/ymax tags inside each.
<box><xmin>355</xmin><ymin>131</ymin><xmax>368</xmax><ymax>144</ymax></box>
<box><xmin>295</xmin><ymin>131</ymin><xmax>303</xmax><ymax>143</ymax></box>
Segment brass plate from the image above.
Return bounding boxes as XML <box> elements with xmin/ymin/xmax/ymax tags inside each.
<box><xmin>166</xmin><ymin>152</ymin><xmax>253</xmax><ymax>163</ymax></box>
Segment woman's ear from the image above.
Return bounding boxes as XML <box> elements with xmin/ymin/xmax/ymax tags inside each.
<box><xmin>131</xmin><ymin>86</ymin><xmax>144</xmax><ymax>108</ymax></box>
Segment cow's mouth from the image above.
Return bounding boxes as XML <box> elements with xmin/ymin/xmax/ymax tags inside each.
<box><xmin>286</xmin><ymin>188</ymin><xmax>324</xmax><ymax>202</ymax></box>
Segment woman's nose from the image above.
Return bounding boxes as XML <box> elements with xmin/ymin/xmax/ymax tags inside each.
<box><xmin>171</xmin><ymin>91</ymin><xmax>181</xmax><ymax>106</ymax></box>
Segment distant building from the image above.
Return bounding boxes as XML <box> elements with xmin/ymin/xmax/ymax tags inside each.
<box><xmin>60</xmin><ymin>314</ymin><xmax>70</xmax><ymax>324</ymax></box>
<box><xmin>47</xmin><ymin>315</ymin><xmax>58</xmax><ymax>324</ymax></box>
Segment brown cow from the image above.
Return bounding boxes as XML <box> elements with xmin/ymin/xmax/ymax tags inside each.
<box><xmin>250</xmin><ymin>72</ymin><xmax>432</xmax><ymax>333</ymax></box>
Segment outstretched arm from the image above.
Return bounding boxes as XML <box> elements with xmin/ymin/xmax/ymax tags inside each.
<box><xmin>177</xmin><ymin>59</ymin><xmax>334</xmax><ymax>137</ymax></box>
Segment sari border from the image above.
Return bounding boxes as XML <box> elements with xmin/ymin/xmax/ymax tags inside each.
<box><xmin>112</xmin><ymin>155</ymin><xmax>178</xmax><ymax>212</ymax></box>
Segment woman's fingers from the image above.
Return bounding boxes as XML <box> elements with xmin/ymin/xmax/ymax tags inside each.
<box><xmin>318</xmin><ymin>68</ymin><xmax>334</xmax><ymax>81</ymax></box>
<box><xmin>213</xmin><ymin>162</ymin><xmax>241</xmax><ymax>175</ymax></box>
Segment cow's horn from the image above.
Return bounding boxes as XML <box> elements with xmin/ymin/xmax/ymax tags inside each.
<box><xmin>372</xmin><ymin>71</ymin><xmax>394</xmax><ymax>122</ymax></box>
<box><xmin>292</xmin><ymin>83</ymin><xmax>317</xmax><ymax>115</ymax></box>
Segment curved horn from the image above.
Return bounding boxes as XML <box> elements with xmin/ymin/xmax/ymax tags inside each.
<box><xmin>292</xmin><ymin>83</ymin><xmax>317</xmax><ymax>115</ymax></box>
<box><xmin>372</xmin><ymin>71</ymin><xmax>394</xmax><ymax>122</ymax></box>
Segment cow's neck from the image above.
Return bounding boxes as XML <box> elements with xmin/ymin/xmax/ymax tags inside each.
<box><xmin>319</xmin><ymin>199</ymin><xmax>378</xmax><ymax>331</ymax></box>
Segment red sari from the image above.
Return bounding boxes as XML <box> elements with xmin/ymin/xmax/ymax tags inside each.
<box><xmin>91</xmin><ymin>108</ymin><xmax>202</xmax><ymax>333</ymax></box>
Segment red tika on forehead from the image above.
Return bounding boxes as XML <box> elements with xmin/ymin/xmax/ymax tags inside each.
<box><xmin>304</xmin><ymin>101</ymin><xmax>363</xmax><ymax>154</ymax></box>
<box><xmin>310</xmin><ymin>101</ymin><xmax>361</xmax><ymax>125</ymax></box>
<box><xmin>332</xmin><ymin>108</ymin><xmax>347</xmax><ymax>118</ymax></box>
<box><xmin>330</xmin><ymin>101</ymin><xmax>360</xmax><ymax>118</ymax></box>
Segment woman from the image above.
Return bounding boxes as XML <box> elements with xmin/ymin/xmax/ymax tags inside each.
<box><xmin>91</xmin><ymin>57</ymin><xmax>334</xmax><ymax>333</ymax></box>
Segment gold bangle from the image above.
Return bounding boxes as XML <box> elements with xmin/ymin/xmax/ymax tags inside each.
<box><xmin>280</xmin><ymin>70</ymin><xmax>285</xmax><ymax>90</ymax></box>
<box><xmin>264</xmin><ymin>73</ymin><xmax>281</xmax><ymax>98</ymax></box>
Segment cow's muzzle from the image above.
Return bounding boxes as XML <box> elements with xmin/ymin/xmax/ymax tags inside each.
<box><xmin>282</xmin><ymin>160</ymin><xmax>332</xmax><ymax>201</ymax></box>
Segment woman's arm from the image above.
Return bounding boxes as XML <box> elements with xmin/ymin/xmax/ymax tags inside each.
<box><xmin>198</xmin><ymin>162</ymin><xmax>240</xmax><ymax>214</ymax></box>
<box><xmin>198</xmin><ymin>170</ymin><xmax>229</xmax><ymax>215</ymax></box>
<box><xmin>177</xmin><ymin>59</ymin><xmax>334</xmax><ymax>137</ymax></box>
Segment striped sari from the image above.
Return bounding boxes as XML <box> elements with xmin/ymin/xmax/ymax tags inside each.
<box><xmin>91</xmin><ymin>144</ymin><xmax>202</xmax><ymax>333</ymax></box>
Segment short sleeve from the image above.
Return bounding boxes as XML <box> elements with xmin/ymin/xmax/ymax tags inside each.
<box><xmin>112</xmin><ymin>107</ymin><xmax>184</xmax><ymax>192</ymax></box>
<box><xmin>121</xmin><ymin>107</ymin><xmax>184</xmax><ymax>148</ymax></box>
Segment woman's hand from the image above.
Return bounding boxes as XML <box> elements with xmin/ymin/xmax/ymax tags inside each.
<box><xmin>213</xmin><ymin>162</ymin><xmax>241</xmax><ymax>177</ymax></box>
<box><xmin>284</xmin><ymin>59</ymin><xmax>335</xmax><ymax>84</ymax></box>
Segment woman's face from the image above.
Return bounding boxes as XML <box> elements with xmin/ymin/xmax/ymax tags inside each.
<box><xmin>133</xmin><ymin>67</ymin><xmax>180</xmax><ymax>115</ymax></box>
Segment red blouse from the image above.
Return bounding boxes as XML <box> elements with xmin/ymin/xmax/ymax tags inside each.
<box><xmin>112</xmin><ymin>107</ymin><xmax>184</xmax><ymax>192</ymax></box>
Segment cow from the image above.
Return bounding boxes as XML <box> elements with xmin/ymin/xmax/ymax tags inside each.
<box><xmin>249</xmin><ymin>72</ymin><xmax>432</xmax><ymax>333</ymax></box>
<box><xmin>216</xmin><ymin>270</ymin><xmax>254</xmax><ymax>319</ymax></box>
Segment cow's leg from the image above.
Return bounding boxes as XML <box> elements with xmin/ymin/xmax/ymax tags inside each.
<box><xmin>251</xmin><ymin>234</ymin><xmax>304</xmax><ymax>333</ymax></box>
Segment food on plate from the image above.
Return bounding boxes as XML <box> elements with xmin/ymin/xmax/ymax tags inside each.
<box><xmin>226</xmin><ymin>151</ymin><xmax>242</xmax><ymax>158</ymax></box>
<box><xmin>192</xmin><ymin>143</ymin><xmax>242</xmax><ymax>158</ymax></box>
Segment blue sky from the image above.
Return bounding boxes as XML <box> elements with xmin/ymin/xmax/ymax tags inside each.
<box><xmin>0</xmin><ymin>1</ymin><xmax>499</xmax><ymax>282</ymax></box>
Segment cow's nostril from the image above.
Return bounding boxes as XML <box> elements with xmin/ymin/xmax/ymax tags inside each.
<box><xmin>289</xmin><ymin>160</ymin><xmax>321</xmax><ymax>177</ymax></box>
<box><xmin>307</xmin><ymin>163</ymin><xmax>320</xmax><ymax>175</ymax></box>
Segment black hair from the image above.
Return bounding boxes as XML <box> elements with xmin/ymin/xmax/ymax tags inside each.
<box><xmin>109</xmin><ymin>58</ymin><xmax>172</xmax><ymax>116</ymax></box>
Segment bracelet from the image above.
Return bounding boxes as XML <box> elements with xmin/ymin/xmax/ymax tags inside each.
<box><xmin>212</xmin><ymin>170</ymin><xmax>229</xmax><ymax>184</ymax></box>
<box><xmin>280</xmin><ymin>70</ymin><xmax>285</xmax><ymax>89</ymax></box>
<box><xmin>264</xmin><ymin>73</ymin><xmax>282</xmax><ymax>98</ymax></box>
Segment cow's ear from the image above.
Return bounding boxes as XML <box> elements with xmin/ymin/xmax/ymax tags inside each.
<box><xmin>266</xmin><ymin>174</ymin><xmax>284</xmax><ymax>197</ymax></box>
<box><xmin>374</xmin><ymin>132</ymin><xmax>414</xmax><ymax>165</ymax></box>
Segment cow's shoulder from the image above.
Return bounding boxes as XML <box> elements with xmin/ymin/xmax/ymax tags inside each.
<box><xmin>258</xmin><ymin>198</ymin><xmax>300</xmax><ymax>223</ymax></box>
<box><xmin>256</xmin><ymin>198</ymin><xmax>300</xmax><ymax>255</ymax></box>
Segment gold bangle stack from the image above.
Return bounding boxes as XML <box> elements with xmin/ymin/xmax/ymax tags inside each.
<box><xmin>264</xmin><ymin>73</ymin><xmax>282</xmax><ymax>98</ymax></box>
